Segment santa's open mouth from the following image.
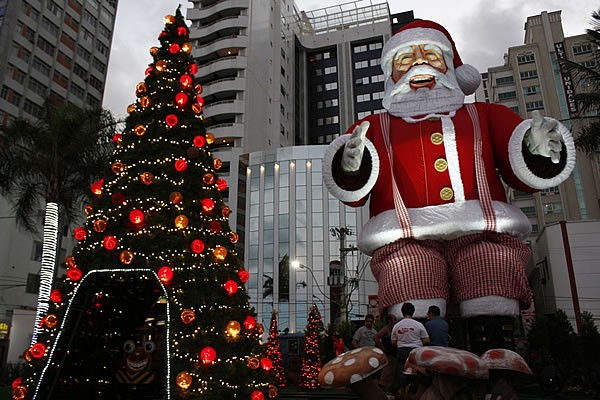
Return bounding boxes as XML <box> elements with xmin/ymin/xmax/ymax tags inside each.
<box><xmin>127</xmin><ymin>357</ymin><xmax>149</xmax><ymax>372</ymax></box>
<box><xmin>409</xmin><ymin>74</ymin><xmax>436</xmax><ymax>90</ymax></box>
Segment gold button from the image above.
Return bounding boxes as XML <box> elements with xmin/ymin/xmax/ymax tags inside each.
<box><xmin>430</xmin><ymin>132</ymin><xmax>443</xmax><ymax>145</ymax></box>
<box><xmin>434</xmin><ymin>158</ymin><xmax>448</xmax><ymax>172</ymax></box>
<box><xmin>440</xmin><ymin>187</ymin><xmax>454</xmax><ymax>201</ymax></box>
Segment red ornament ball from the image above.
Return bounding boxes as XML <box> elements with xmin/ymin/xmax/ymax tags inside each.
<box><xmin>50</xmin><ymin>289</ymin><xmax>62</xmax><ymax>303</ymax></box>
<box><xmin>113</xmin><ymin>133</ymin><xmax>122</xmax><ymax>144</ymax></box>
<box><xmin>175</xmin><ymin>92</ymin><xmax>188</xmax><ymax>107</ymax></box>
<box><xmin>216</xmin><ymin>178</ymin><xmax>228</xmax><ymax>191</ymax></box>
<box><xmin>169</xmin><ymin>43</ymin><xmax>180</xmax><ymax>54</ymax></box>
<box><xmin>73</xmin><ymin>227</ymin><xmax>87</xmax><ymax>241</ymax></box>
<box><xmin>12</xmin><ymin>377</ymin><xmax>22</xmax><ymax>389</ymax></box>
<box><xmin>158</xmin><ymin>266</ymin><xmax>174</xmax><ymax>284</ymax></box>
<box><xmin>165</xmin><ymin>114</ymin><xmax>178</xmax><ymax>127</ymax></box>
<box><xmin>193</xmin><ymin>135</ymin><xmax>206</xmax><ymax>148</ymax></box>
<box><xmin>238</xmin><ymin>269</ymin><xmax>250</xmax><ymax>283</ymax></box>
<box><xmin>180</xmin><ymin>74</ymin><xmax>193</xmax><ymax>88</ymax></box>
<box><xmin>129</xmin><ymin>209</ymin><xmax>145</xmax><ymax>225</ymax></box>
<box><xmin>201</xmin><ymin>198</ymin><xmax>215</xmax><ymax>214</ymax></box>
<box><xmin>66</xmin><ymin>267</ymin><xmax>83</xmax><ymax>282</ymax></box>
<box><xmin>30</xmin><ymin>343</ymin><xmax>46</xmax><ymax>359</ymax></box>
<box><xmin>145</xmin><ymin>66</ymin><xmax>153</xmax><ymax>76</ymax></box>
<box><xmin>260</xmin><ymin>357</ymin><xmax>273</xmax><ymax>371</ymax></box>
<box><xmin>90</xmin><ymin>179</ymin><xmax>104</xmax><ymax>196</ymax></box>
<box><xmin>103</xmin><ymin>235</ymin><xmax>117</xmax><ymax>250</ymax></box>
<box><xmin>177</xmin><ymin>26</ymin><xmax>188</xmax><ymax>36</ymax></box>
<box><xmin>243</xmin><ymin>316</ymin><xmax>256</xmax><ymax>330</ymax></box>
<box><xmin>224</xmin><ymin>280</ymin><xmax>238</xmax><ymax>296</ymax></box>
<box><xmin>191</xmin><ymin>239</ymin><xmax>205</xmax><ymax>254</ymax></box>
<box><xmin>112</xmin><ymin>192</ymin><xmax>126</xmax><ymax>205</ymax></box>
<box><xmin>200</xmin><ymin>346</ymin><xmax>216</xmax><ymax>364</ymax></box>
<box><xmin>189</xmin><ymin>63</ymin><xmax>198</xmax><ymax>75</ymax></box>
<box><xmin>174</xmin><ymin>159</ymin><xmax>188</xmax><ymax>172</ymax></box>
<box><xmin>208</xmin><ymin>221</ymin><xmax>222</xmax><ymax>233</ymax></box>
<box><xmin>251</xmin><ymin>390</ymin><xmax>265</xmax><ymax>400</ymax></box>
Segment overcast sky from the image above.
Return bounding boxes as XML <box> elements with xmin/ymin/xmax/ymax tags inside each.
<box><xmin>103</xmin><ymin>0</ymin><xmax>598</xmax><ymax>119</ymax></box>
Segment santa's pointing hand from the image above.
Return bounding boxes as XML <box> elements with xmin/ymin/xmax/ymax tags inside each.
<box><xmin>342</xmin><ymin>121</ymin><xmax>370</xmax><ymax>173</ymax></box>
<box><xmin>525</xmin><ymin>110</ymin><xmax>563</xmax><ymax>164</ymax></box>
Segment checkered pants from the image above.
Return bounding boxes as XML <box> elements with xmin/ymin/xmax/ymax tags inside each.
<box><xmin>371</xmin><ymin>233</ymin><xmax>533</xmax><ymax>311</ymax></box>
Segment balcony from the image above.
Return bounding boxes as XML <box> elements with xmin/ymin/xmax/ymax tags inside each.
<box><xmin>193</xmin><ymin>35</ymin><xmax>249</xmax><ymax>60</ymax></box>
<box><xmin>202</xmin><ymin>99</ymin><xmax>245</xmax><ymax>119</ymax></box>
<box><xmin>198</xmin><ymin>56</ymin><xmax>247</xmax><ymax>80</ymax></box>
<box><xmin>201</xmin><ymin>77</ymin><xmax>246</xmax><ymax>97</ymax></box>
<box><xmin>193</xmin><ymin>15</ymin><xmax>249</xmax><ymax>39</ymax></box>
<box><xmin>205</xmin><ymin>122</ymin><xmax>245</xmax><ymax>139</ymax></box>
<box><xmin>188</xmin><ymin>0</ymin><xmax>249</xmax><ymax>22</ymax></box>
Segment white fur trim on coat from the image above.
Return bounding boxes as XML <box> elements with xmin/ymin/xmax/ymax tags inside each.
<box><xmin>508</xmin><ymin>118</ymin><xmax>576</xmax><ymax>189</ymax></box>
<box><xmin>357</xmin><ymin>201</ymin><xmax>531</xmax><ymax>256</ymax></box>
<box><xmin>460</xmin><ymin>296</ymin><xmax>519</xmax><ymax>317</ymax></box>
<box><xmin>322</xmin><ymin>134</ymin><xmax>380</xmax><ymax>203</ymax></box>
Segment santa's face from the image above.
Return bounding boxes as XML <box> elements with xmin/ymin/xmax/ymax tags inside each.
<box><xmin>382</xmin><ymin>42</ymin><xmax>465</xmax><ymax>118</ymax></box>
<box><xmin>391</xmin><ymin>44</ymin><xmax>448</xmax><ymax>86</ymax></box>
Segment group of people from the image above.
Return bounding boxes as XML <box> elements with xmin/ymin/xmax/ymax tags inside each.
<box><xmin>350</xmin><ymin>303</ymin><xmax>449</xmax><ymax>396</ymax></box>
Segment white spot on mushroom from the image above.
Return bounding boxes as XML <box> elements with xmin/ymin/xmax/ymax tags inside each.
<box><xmin>350</xmin><ymin>374</ymin><xmax>362</xmax><ymax>384</ymax></box>
<box><xmin>369</xmin><ymin>357</ymin><xmax>380</xmax><ymax>368</ymax></box>
<box><xmin>350</xmin><ymin>348</ymin><xmax>362</xmax><ymax>354</ymax></box>
<box><xmin>324</xmin><ymin>371</ymin><xmax>335</xmax><ymax>385</ymax></box>
<box><xmin>373</xmin><ymin>348</ymin><xmax>384</xmax><ymax>354</ymax></box>
<box><xmin>344</xmin><ymin>357</ymin><xmax>357</xmax><ymax>367</ymax></box>
<box><xmin>331</xmin><ymin>356</ymin><xmax>344</xmax><ymax>364</ymax></box>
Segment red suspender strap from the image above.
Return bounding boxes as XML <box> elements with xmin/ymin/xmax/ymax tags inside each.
<box><xmin>465</xmin><ymin>103</ymin><xmax>497</xmax><ymax>232</ymax></box>
<box><xmin>380</xmin><ymin>112</ymin><xmax>414</xmax><ymax>239</ymax></box>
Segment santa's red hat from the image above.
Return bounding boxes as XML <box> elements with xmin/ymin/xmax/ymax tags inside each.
<box><xmin>381</xmin><ymin>19</ymin><xmax>481</xmax><ymax>95</ymax></box>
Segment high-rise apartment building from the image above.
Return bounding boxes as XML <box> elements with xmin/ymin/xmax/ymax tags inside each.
<box><xmin>477</xmin><ymin>11</ymin><xmax>600</xmax><ymax>328</ymax></box>
<box><xmin>187</xmin><ymin>0</ymin><xmax>412</xmax><ymax>330</ymax></box>
<box><xmin>0</xmin><ymin>0</ymin><xmax>118</xmax><ymax>365</ymax></box>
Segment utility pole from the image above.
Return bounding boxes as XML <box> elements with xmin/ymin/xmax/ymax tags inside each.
<box><xmin>329</xmin><ymin>227</ymin><xmax>354</xmax><ymax>321</ymax></box>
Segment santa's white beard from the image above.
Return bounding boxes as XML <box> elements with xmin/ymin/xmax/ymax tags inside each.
<box><xmin>382</xmin><ymin>66</ymin><xmax>466</xmax><ymax>118</ymax></box>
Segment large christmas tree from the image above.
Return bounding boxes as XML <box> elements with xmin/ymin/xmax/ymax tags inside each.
<box><xmin>12</xmin><ymin>8</ymin><xmax>274</xmax><ymax>400</ymax></box>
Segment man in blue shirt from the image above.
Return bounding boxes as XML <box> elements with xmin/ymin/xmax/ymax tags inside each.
<box><xmin>424</xmin><ymin>305</ymin><xmax>449</xmax><ymax>347</ymax></box>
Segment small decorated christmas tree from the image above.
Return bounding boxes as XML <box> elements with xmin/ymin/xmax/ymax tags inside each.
<box><xmin>12</xmin><ymin>8</ymin><xmax>273</xmax><ymax>400</ymax></box>
<box><xmin>299</xmin><ymin>304</ymin><xmax>323</xmax><ymax>390</ymax></box>
<box><xmin>265</xmin><ymin>310</ymin><xmax>286</xmax><ymax>388</ymax></box>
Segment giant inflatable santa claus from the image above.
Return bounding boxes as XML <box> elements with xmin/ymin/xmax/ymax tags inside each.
<box><xmin>323</xmin><ymin>19</ymin><xmax>576</xmax><ymax>353</ymax></box>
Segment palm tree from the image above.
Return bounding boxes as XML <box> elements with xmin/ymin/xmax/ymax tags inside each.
<box><xmin>560</xmin><ymin>8</ymin><xmax>600</xmax><ymax>154</ymax></box>
<box><xmin>0</xmin><ymin>100</ymin><xmax>116</xmax><ymax>342</ymax></box>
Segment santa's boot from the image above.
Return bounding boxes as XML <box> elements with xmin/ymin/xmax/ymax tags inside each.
<box><xmin>467</xmin><ymin>315</ymin><xmax>515</xmax><ymax>356</ymax></box>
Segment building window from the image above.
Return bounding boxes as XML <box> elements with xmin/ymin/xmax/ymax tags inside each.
<box><xmin>41</xmin><ymin>16</ymin><xmax>60</xmax><ymax>36</ymax></box>
<box><xmin>99</xmin><ymin>23</ymin><xmax>111</xmax><ymax>39</ymax></box>
<box><xmin>53</xmin><ymin>70</ymin><xmax>69</xmax><ymax>89</ymax></box>
<box><xmin>8</xmin><ymin>64</ymin><xmax>26</xmax><ymax>85</ymax></box>
<box><xmin>524</xmin><ymin>85</ymin><xmax>541</xmax><ymax>96</ymax></box>
<box><xmin>26</xmin><ymin>273</ymin><xmax>40</xmax><ymax>294</ymax></box>
<box><xmin>92</xmin><ymin>57</ymin><xmax>106</xmax><ymax>73</ymax></box>
<box><xmin>1</xmin><ymin>85</ymin><xmax>22</xmax><ymax>107</ymax></box>
<box><xmin>21</xmin><ymin>2</ymin><xmax>41</xmax><ymax>21</ymax></box>
<box><xmin>369</xmin><ymin>58</ymin><xmax>381</xmax><ymax>67</ymax></box>
<box><xmin>28</xmin><ymin>77</ymin><xmax>48</xmax><ymax>98</ymax></box>
<box><xmin>46</xmin><ymin>1</ymin><xmax>61</xmax><ymax>17</ymax></box>
<box><xmin>73</xmin><ymin>63</ymin><xmax>87</xmax><ymax>80</ymax></box>
<box><xmin>89</xmin><ymin>75</ymin><xmax>103</xmax><ymax>91</ymax></box>
<box><xmin>525</xmin><ymin>100</ymin><xmax>544</xmax><ymax>111</ymax></box>
<box><xmin>69</xmin><ymin>82</ymin><xmax>85</xmax><ymax>98</ymax></box>
<box><xmin>498</xmin><ymin>91</ymin><xmax>516</xmax><ymax>100</ymax></box>
<box><xmin>543</xmin><ymin>202</ymin><xmax>563</xmax><ymax>214</ymax></box>
<box><xmin>86</xmin><ymin>93</ymin><xmax>100</xmax><ymax>108</ymax></box>
<box><xmin>12</xmin><ymin>43</ymin><xmax>32</xmax><ymax>63</ymax></box>
<box><xmin>354</xmin><ymin>60</ymin><xmax>368</xmax><ymax>69</ymax></box>
<box><xmin>324</xmin><ymin>66</ymin><xmax>337</xmax><ymax>75</ymax></box>
<box><xmin>37</xmin><ymin>36</ymin><xmax>56</xmax><ymax>57</ymax></box>
<box><xmin>57</xmin><ymin>50</ymin><xmax>72</xmax><ymax>68</ymax></box>
<box><xmin>368</xmin><ymin>42</ymin><xmax>382</xmax><ymax>51</ymax></box>
<box><xmin>23</xmin><ymin>99</ymin><xmax>44</xmax><ymax>118</ymax></box>
<box><xmin>372</xmin><ymin>91</ymin><xmax>384</xmax><ymax>100</ymax></box>
<box><xmin>354</xmin><ymin>44</ymin><xmax>367</xmax><ymax>53</ymax></box>
<box><xmin>509</xmin><ymin>106</ymin><xmax>519</xmax><ymax>114</ymax></box>
<box><xmin>541</xmin><ymin>186</ymin><xmax>560</xmax><ymax>196</ymax></box>
<box><xmin>60</xmin><ymin>33</ymin><xmax>76</xmax><ymax>50</ymax></box>
<box><xmin>495</xmin><ymin>76</ymin><xmax>514</xmax><ymax>85</ymax></box>
<box><xmin>582</xmin><ymin>60</ymin><xmax>596</xmax><ymax>68</ymax></box>
<box><xmin>95</xmin><ymin>41</ymin><xmax>108</xmax><ymax>56</ymax></box>
<box><xmin>517</xmin><ymin>53</ymin><xmax>535</xmax><ymax>64</ymax></box>
<box><xmin>357</xmin><ymin>93</ymin><xmax>370</xmax><ymax>103</ymax></box>
<box><xmin>520</xmin><ymin>70</ymin><xmax>538</xmax><ymax>80</ymax></box>
<box><xmin>31</xmin><ymin>241</ymin><xmax>43</xmax><ymax>261</ymax></box>
<box><xmin>83</xmin><ymin>9</ymin><xmax>97</xmax><ymax>26</ymax></box>
<box><xmin>76</xmin><ymin>45</ymin><xmax>91</xmax><ymax>62</ymax></box>
<box><xmin>573</xmin><ymin>42</ymin><xmax>593</xmax><ymax>55</ymax></box>
<box><xmin>357</xmin><ymin>111</ymin><xmax>371</xmax><ymax>119</ymax></box>
<box><xmin>324</xmin><ymin>82</ymin><xmax>337</xmax><ymax>91</ymax></box>
<box><xmin>520</xmin><ymin>206</ymin><xmax>536</xmax><ymax>216</ymax></box>
<box><xmin>371</xmin><ymin>74</ymin><xmax>385</xmax><ymax>83</ymax></box>
<box><xmin>355</xmin><ymin>77</ymin><xmax>369</xmax><ymax>85</ymax></box>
